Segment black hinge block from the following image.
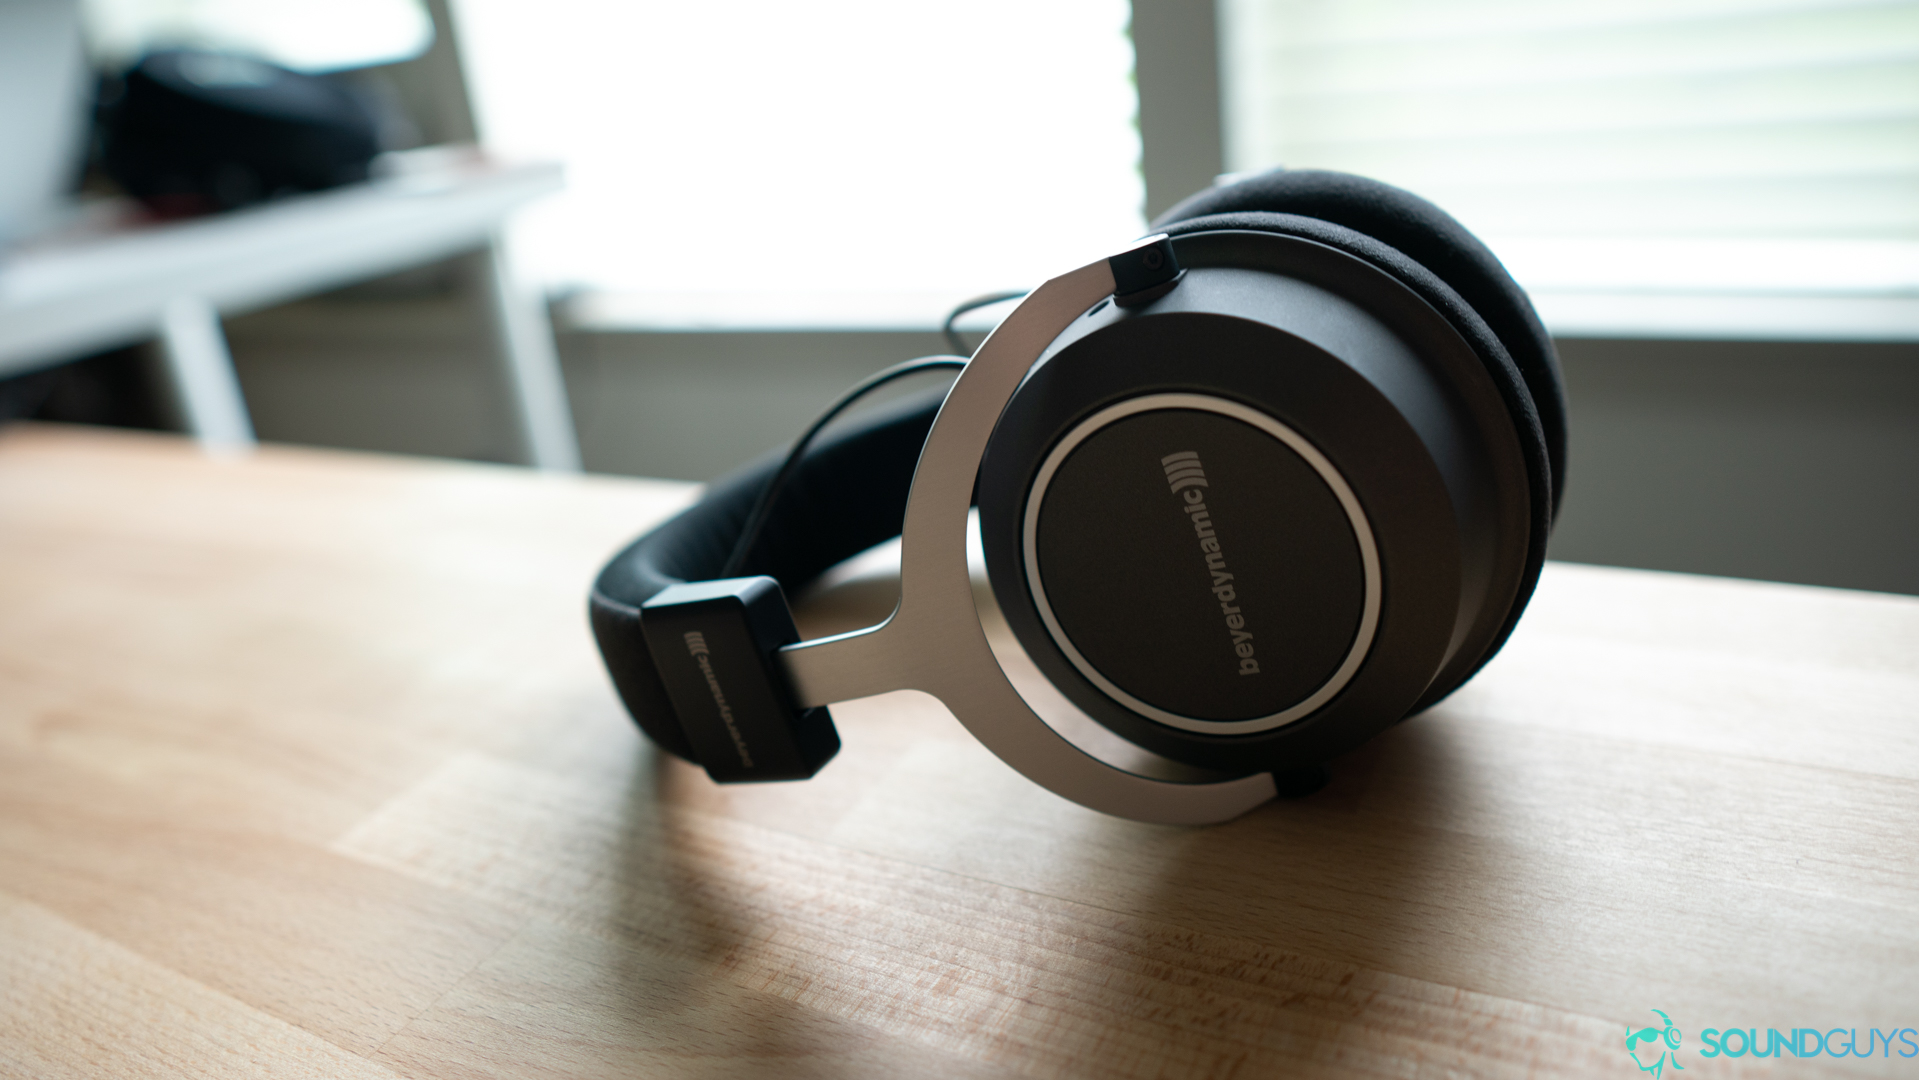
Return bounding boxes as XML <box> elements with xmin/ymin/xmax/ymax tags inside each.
<box><xmin>639</xmin><ymin>577</ymin><xmax>839</xmax><ymax>783</ymax></box>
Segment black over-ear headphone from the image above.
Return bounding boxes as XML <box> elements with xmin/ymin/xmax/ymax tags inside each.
<box><xmin>590</xmin><ymin>169</ymin><xmax>1565</xmax><ymax>825</ymax></box>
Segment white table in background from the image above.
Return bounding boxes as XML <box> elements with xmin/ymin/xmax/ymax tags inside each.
<box><xmin>0</xmin><ymin>150</ymin><xmax>578</xmax><ymax>471</ymax></box>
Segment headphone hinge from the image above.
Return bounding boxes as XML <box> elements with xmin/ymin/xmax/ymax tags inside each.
<box><xmin>639</xmin><ymin>577</ymin><xmax>840</xmax><ymax>782</ymax></box>
<box><xmin>1109</xmin><ymin>234</ymin><xmax>1186</xmax><ymax>309</ymax></box>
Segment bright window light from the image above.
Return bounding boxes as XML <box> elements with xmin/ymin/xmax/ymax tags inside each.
<box><xmin>82</xmin><ymin>0</ymin><xmax>435</xmax><ymax>73</ymax></box>
<box><xmin>452</xmin><ymin>0</ymin><xmax>1145</xmax><ymax>328</ymax></box>
<box><xmin>1218</xmin><ymin>0</ymin><xmax>1919</xmax><ymax>337</ymax></box>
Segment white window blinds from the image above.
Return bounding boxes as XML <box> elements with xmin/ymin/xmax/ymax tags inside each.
<box><xmin>1218</xmin><ymin>0</ymin><xmax>1919</xmax><ymax>337</ymax></box>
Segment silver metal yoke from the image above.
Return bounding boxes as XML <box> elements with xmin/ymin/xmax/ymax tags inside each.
<box><xmin>777</xmin><ymin>255</ymin><xmax>1279</xmax><ymax>825</ymax></box>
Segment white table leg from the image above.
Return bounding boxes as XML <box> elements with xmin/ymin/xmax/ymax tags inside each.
<box><xmin>157</xmin><ymin>295</ymin><xmax>255</xmax><ymax>453</ymax></box>
<box><xmin>476</xmin><ymin>233</ymin><xmax>580</xmax><ymax>472</ymax></box>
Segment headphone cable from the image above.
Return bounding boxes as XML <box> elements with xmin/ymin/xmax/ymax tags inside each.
<box><xmin>941</xmin><ymin>289</ymin><xmax>1028</xmax><ymax>355</ymax></box>
<box><xmin>726</xmin><ymin>287</ymin><xmax>1031</xmax><ymax>578</ymax></box>
<box><xmin>721</xmin><ymin>354</ymin><xmax>967</xmax><ymax>578</ymax></box>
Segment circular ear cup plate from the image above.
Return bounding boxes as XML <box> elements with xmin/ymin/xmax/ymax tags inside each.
<box><xmin>1024</xmin><ymin>395</ymin><xmax>1382</xmax><ymax>733</ymax></box>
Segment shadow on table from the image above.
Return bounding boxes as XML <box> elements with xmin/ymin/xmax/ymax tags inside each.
<box><xmin>606</xmin><ymin>700</ymin><xmax>1500</xmax><ymax>1076</ymax></box>
<box><xmin>599</xmin><ymin>546</ymin><xmax>1506</xmax><ymax>1075</ymax></box>
<box><xmin>1011</xmin><ymin>709</ymin><xmax>1511</xmax><ymax>1072</ymax></box>
<box><xmin>599</xmin><ymin>744</ymin><xmax>1017</xmax><ymax>1078</ymax></box>
<box><xmin>1135</xmin><ymin>706</ymin><xmax>1494</xmax><ymax>973</ymax></box>
<box><xmin>592</xmin><ymin>758</ymin><xmax>824</xmax><ymax>1077</ymax></box>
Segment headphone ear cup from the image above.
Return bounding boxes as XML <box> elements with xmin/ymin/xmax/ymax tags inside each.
<box><xmin>1148</xmin><ymin>173</ymin><xmax>1563</xmax><ymax>714</ymax></box>
<box><xmin>1155</xmin><ymin>207</ymin><xmax>1552</xmax><ymax>529</ymax></box>
<box><xmin>1155</xmin><ymin>169</ymin><xmax>1565</xmax><ymax>517</ymax></box>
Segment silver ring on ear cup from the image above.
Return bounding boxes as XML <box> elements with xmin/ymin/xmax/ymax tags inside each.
<box><xmin>1021</xmin><ymin>393</ymin><xmax>1382</xmax><ymax>735</ymax></box>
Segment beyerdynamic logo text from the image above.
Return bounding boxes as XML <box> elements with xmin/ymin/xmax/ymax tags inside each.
<box><xmin>1162</xmin><ymin>451</ymin><xmax>1259</xmax><ymax>676</ymax></box>
<box><xmin>683</xmin><ymin>631</ymin><xmax>754</xmax><ymax>767</ymax></box>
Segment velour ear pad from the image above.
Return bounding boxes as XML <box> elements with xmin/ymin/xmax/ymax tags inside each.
<box><xmin>589</xmin><ymin>388</ymin><xmax>946</xmax><ymax>763</ymax></box>
<box><xmin>1153</xmin><ymin>169</ymin><xmax>1565</xmax><ymax>516</ymax></box>
<box><xmin>1149</xmin><ymin>202</ymin><xmax>1557</xmax><ymax>709</ymax></box>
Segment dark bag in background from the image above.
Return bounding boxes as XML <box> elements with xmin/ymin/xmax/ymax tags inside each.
<box><xmin>102</xmin><ymin>49</ymin><xmax>381</xmax><ymax>214</ymax></box>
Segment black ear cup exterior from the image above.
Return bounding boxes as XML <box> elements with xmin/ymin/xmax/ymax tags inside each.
<box><xmin>1148</xmin><ymin>170</ymin><xmax>1566</xmax><ymax>724</ymax></box>
<box><xmin>1154</xmin><ymin>168</ymin><xmax>1566</xmax><ymax>509</ymax></box>
<box><xmin>977</xmin><ymin>188</ymin><xmax>1559</xmax><ymax>774</ymax></box>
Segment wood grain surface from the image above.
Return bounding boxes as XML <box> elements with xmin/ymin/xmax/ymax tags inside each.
<box><xmin>1</xmin><ymin>423</ymin><xmax>1913</xmax><ymax>1079</ymax></box>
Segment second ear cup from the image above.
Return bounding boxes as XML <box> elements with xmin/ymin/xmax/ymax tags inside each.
<box><xmin>1154</xmin><ymin>168</ymin><xmax>1566</xmax><ymax>512</ymax></box>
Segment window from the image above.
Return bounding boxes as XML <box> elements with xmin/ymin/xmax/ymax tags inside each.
<box><xmin>82</xmin><ymin>0</ymin><xmax>434</xmax><ymax>72</ymax></box>
<box><xmin>1217</xmin><ymin>0</ymin><xmax>1919</xmax><ymax>338</ymax></box>
<box><xmin>453</xmin><ymin>0</ymin><xmax>1144</xmax><ymax>328</ymax></box>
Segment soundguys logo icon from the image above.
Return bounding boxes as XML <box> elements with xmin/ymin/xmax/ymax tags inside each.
<box><xmin>1627</xmin><ymin>1010</ymin><xmax>1684</xmax><ymax>1077</ymax></box>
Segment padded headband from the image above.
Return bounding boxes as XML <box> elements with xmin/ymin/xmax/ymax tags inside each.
<box><xmin>1154</xmin><ymin>169</ymin><xmax>1566</xmax><ymax>516</ymax></box>
<box><xmin>589</xmin><ymin>389</ymin><xmax>946</xmax><ymax>763</ymax></box>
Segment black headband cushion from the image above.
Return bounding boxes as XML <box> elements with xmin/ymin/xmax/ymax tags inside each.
<box><xmin>589</xmin><ymin>389</ymin><xmax>945</xmax><ymax>763</ymax></box>
<box><xmin>1153</xmin><ymin>168</ymin><xmax>1566</xmax><ymax>515</ymax></box>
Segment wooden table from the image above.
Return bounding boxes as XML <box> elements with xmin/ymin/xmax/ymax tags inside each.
<box><xmin>2</xmin><ymin>423</ymin><xmax>1914</xmax><ymax>1079</ymax></box>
